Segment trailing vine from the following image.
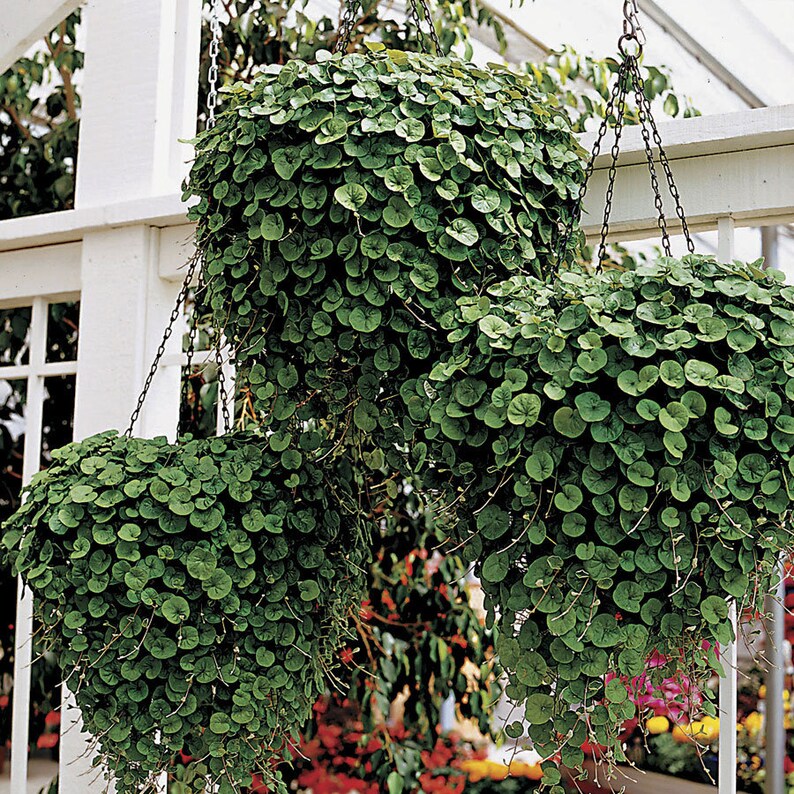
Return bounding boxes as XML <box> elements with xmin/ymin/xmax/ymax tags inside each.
<box><xmin>4</xmin><ymin>431</ymin><xmax>369</xmax><ymax>792</ymax></box>
<box><xmin>185</xmin><ymin>45</ymin><xmax>794</xmax><ymax>791</ymax></box>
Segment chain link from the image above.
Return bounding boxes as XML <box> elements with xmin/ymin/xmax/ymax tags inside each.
<box><xmin>214</xmin><ymin>341</ymin><xmax>232</xmax><ymax>434</ymax></box>
<box><xmin>556</xmin><ymin>57</ymin><xmax>631</xmax><ymax>268</ymax></box>
<box><xmin>125</xmin><ymin>255</ymin><xmax>201</xmax><ymax>437</ymax></box>
<box><xmin>630</xmin><ymin>62</ymin><xmax>696</xmax><ymax>253</ymax></box>
<box><xmin>596</xmin><ymin>64</ymin><xmax>631</xmax><ymax>269</ymax></box>
<box><xmin>628</xmin><ymin>58</ymin><xmax>672</xmax><ymax>256</ymax></box>
<box><xmin>334</xmin><ymin>0</ymin><xmax>362</xmax><ymax>54</ymax></box>
<box><xmin>558</xmin><ymin>1</ymin><xmax>695</xmax><ymax>270</ymax></box>
<box><xmin>407</xmin><ymin>0</ymin><xmax>442</xmax><ymax>54</ymax></box>
<box><xmin>206</xmin><ymin>0</ymin><xmax>222</xmax><ymax>130</ymax></box>
<box><xmin>335</xmin><ymin>0</ymin><xmax>441</xmax><ymax>55</ymax></box>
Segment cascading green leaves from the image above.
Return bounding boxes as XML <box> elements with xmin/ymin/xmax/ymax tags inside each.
<box><xmin>186</xmin><ymin>46</ymin><xmax>584</xmax><ymax>473</ymax></box>
<box><xmin>181</xmin><ymin>40</ymin><xmax>794</xmax><ymax>789</ymax></box>
<box><xmin>3</xmin><ymin>431</ymin><xmax>367</xmax><ymax>793</ymax></box>
<box><xmin>416</xmin><ymin>254</ymin><xmax>794</xmax><ymax>776</ymax></box>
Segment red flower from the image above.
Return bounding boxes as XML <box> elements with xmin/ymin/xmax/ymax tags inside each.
<box><xmin>44</xmin><ymin>710</ymin><xmax>60</xmax><ymax>727</ymax></box>
<box><xmin>37</xmin><ymin>733</ymin><xmax>59</xmax><ymax>750</ymax></box>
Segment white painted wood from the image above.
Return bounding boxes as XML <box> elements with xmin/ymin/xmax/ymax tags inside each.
<box><xmin>158</xmin><ymin>224</ymin><xmax>198</xmax><ymax>282</ymax></box>
<box><xmin>0</xmin><ymin>195</ymin><xmax>190</xmax><ymax>253</ymax></box>
<box><xmin>718</xmin><ymin>216</ymin><xmax>736</xmax><ymax>263</ymax></box>
<box><xmin>717</xmin><ymin>218</ymin><xmax>738</xmax><ymax>794</ymax></box>
<box><xmin>0</xmin><ymin>245</ymin><xmax>81</xmax><ymax>306</ymax></box>
<box><xmin>73</xmin><ymin>227</ymin><xmax>182</xmax><ymax>437</ymax></box>
<box><xmin>764</xmin><ymin>560</ymin><xmax>786</xmax><ymax>794</ymax></box>
<box><xmin>584</xmin><ymin>105</ymin><xmax>794</xmax><ymax>167</ymax></box>
<box><xmin>0</xmin><ymin>0</ymin><xmax>82</xmax><ymax>72</ymax></box>
<box><xmin>75</xmin><ymin>0</ymin><xmax>202</xmax><ymax>207</ymax></box>
<box><xmin>762</xmin><ymin>226</ymin><xmax>781</xmax><ymax>271</ymax></box>
<box><xmin>718</xmin><ymin>602</ymin><xmax>738</xmax><ymax>794</ymax></box>
<box><xmin>583</xmin><ymin>145</ymin><xmax>794</xmax><ymax>242</ymax></box>
<box><xmin>10</xmin><ymin>298</ymin><xmax>49</xmax><ymax>793</ymax></box>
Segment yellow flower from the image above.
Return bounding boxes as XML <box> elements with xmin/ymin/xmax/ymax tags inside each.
<box><xmin>508</xmin><ymin>761</ymin><xmax>544</xmax><ymax>781</ymax></box>
<box><xmin>461</xmin><ymin>760</ymin><xmax>487</xmax><ymax>783</ymax></box>
<box><xmin>646</xmin><ymin>716</ymin><xmax>670</xmax><ymax>735</ymax></box>
<box><xmin>744</xmin><ymin>711</ymin><xmax>763</xmax><ymax>736</ymax></box>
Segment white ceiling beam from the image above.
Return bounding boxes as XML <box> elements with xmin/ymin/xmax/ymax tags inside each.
<box><xmin>0</xmin><ymin>0</ymin><xmax>83</xmax><ymax>72</ymax></box>
<box><xmin>637</xmin><ymin>0</ymin><xmax>766</xmax><ymax>108</ymax></box>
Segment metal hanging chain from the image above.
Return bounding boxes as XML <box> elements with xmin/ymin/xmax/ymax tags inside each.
<box><xmin>407</xmin><ymin>0</ymin><xmax>442</xmax><ymax>55</ymax></box>
<box><xmin>125</xmin><ymin>255</ymin><xmax>201</xmax><ymax>437</ymax></box>
<box><xmin>214</xmin><ymin>338</ymin><xmax>233</xmax><ymax>434</ymax></box>
<box><xmin>595</xmin><ymin>63</ymin><xmax>632</xmax><ymax>270</ymax></box>
<box><xmin>206</xmin><ymin>0</ymin><xmax>223</xmax><ymax>130</ymax></box>
<box><xmin>628</xmin><ymin>61</ymin><xmax>696</xmax><ymax>253</ymax></box>
<box><xmin>179</xmin><ymin>280</ymin><xmax>201</xmax><ymax>437</ymax></box>
<box><xmin>335</xmin><ymin>0</ymin><xmax>441</xmax><ymax>55</ymax></box>
<box><xmin>334</xmin><ymin>0</ymin><xmax>362</xmax><ymax>54</ymax></box>
<box><xmin>621</xmin><ymin>0</ymin><xmax>646</xmax><ymax>53</ymax></box>
<box><xmin>627</xmin><ymin>58</ymin><xmax>672</xmax><ymax>256</ymax></box>
<box><xmin>558</xmin><ymin>1</ymin><xmax>695</xmax><ymax>270</ymax></box>
<box><xmin>556</xmin><ymin>56</ymin><xmax>632</xmax><ymax>268</ymax></box>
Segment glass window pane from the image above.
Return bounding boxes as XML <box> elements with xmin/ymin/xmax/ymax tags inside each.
<box><xmin>46</xmin><ymin>301</ymin><xmax>80</xmax><ymax>363</ymax></box>
<box><xmin>0</xmin><ymin>308</ymin><xmax>32</xmax><ymax>367</ymax></box>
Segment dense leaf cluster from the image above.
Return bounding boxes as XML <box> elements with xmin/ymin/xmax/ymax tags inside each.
<box><xmin>419</xmin><ymin>255</ymin><xmax>794</xmax><ymax>773</ymax></box>
<box><xmin>186</xmin><ymin>46</ymin><xmax>584</xmax><ymax>478</ymax></box>
<box><xmin>3</xmin><ymin>431</ymin><xmax>368</xmax><ymax>792</ymax></box>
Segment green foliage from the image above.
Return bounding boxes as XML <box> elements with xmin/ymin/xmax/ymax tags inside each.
<box><xmin>0</xmin><ymin>13</ymin><xmax>81</xmax><ymax>219</ymax></box>
<box><xmin>3</xmin><ymin>430</ymin><xmax>369</xmax><ymax>792</ymax></box>
<box><xmin>187</xmin><ymin>46</ymin><xmax>584</xmax><ymax>475</ymax></box>
<box><xmin>423</xmin><ymin>255</ymin><xmax>793</xmax><ymax>775</ymax></box>
<box><xmin>183</xmin><ymin>42</ymin><xmax>794</xmax><ymax>783</ymax></box>
<box><xmin>527</xmin><ymin>46</ymin><xmax>700</xmax><ymax>132</ymax></box>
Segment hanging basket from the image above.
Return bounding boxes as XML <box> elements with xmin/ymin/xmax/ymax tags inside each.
<box><xmin>426</xmin><ymin>253</ymin><xmax>794</xmax><ymax>770</ymax></box>
<box><xmin>186</xmin><ymin>46</ymin><xmax>585</xmax><ymax>459</ymax></box>
<box><xmin>3</xmin><ymin>430</ymin><xmax>368</xmax><ymax>792</ymax></box>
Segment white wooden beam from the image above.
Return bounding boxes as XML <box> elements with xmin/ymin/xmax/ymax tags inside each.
<box><xmin>0</xmin><ymin>0</ymin><xmax>82</xmax><ymax>72</ymax></box>
<box><xmin>75</xmin><ymin>0</ymin><xmax>201</xmax><ymax>206</ymax></box>
<box><xmin>582</xmin><ymin>106</ymin><xmax>794</xmax><ymax>242</ymax></box>
<box><xmin>0</xmin><ymin>194</ymin><xmax>189</xmax><ymax>253</ymax></box>
<box><xmin>0</xmin><ymin>243</ymin><xmax>81</xmax><ymax>305</ymax></box>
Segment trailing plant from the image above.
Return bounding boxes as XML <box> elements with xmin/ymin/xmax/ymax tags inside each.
<box><xmin>3</xmin><ymin>430</ymin><xmax>369</xmax><ymax>792</ymax></box>
<box><xmin>417</xmin><ymin>254</ymin><xmax>794</xmax><ymax>782</ymax></box>
<box><xmin>186</xmin><ymin>45</ymin><xmax>584</xmax><ymax>485</ymax></box>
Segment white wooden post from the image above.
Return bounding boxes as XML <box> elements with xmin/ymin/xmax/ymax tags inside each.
<box><xmin>60</xmin><ymin>1</ymin><xmax>202</xmax><ymax>791</ymax></box>
<box><xmin>10</xmin><ymin>298</ymin><xmax>49</xmax><ymax>794</ymax></box>
<box><xmin>764</xmin><ymin>560</ymin><xmax>787</xmax><ymax>794</ymax></box>
<box><xmin>717</xmin><ymin>216</ymin><xmax>738</xmax><ymax>794</ymax></box>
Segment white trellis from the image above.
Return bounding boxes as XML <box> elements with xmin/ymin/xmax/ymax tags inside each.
<box><xmin>0</xmin><ymin>2</ymin><xmax>793</xmax><ymax>792</ymax></box>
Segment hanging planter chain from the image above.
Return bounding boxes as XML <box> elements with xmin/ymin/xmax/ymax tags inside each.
<box><xmin>126</xmin><ymin>1</ymin><xmax>230</xmax><ymax>437</ymax></box>
<box><xmin>334</xmin><ymin>0</ymin><xmax>442</xmax><ymax>54</ymax></box>
<box><xmin>559</xmin><ymin>1</ymin><xmax>694</xmax><ymax>270</ymax></box>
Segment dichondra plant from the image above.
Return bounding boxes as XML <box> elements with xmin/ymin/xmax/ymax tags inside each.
<box><xmin>4</xmin><ymin>431</ymin><xmax>368</xmax><ymax>792</ymax></box>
